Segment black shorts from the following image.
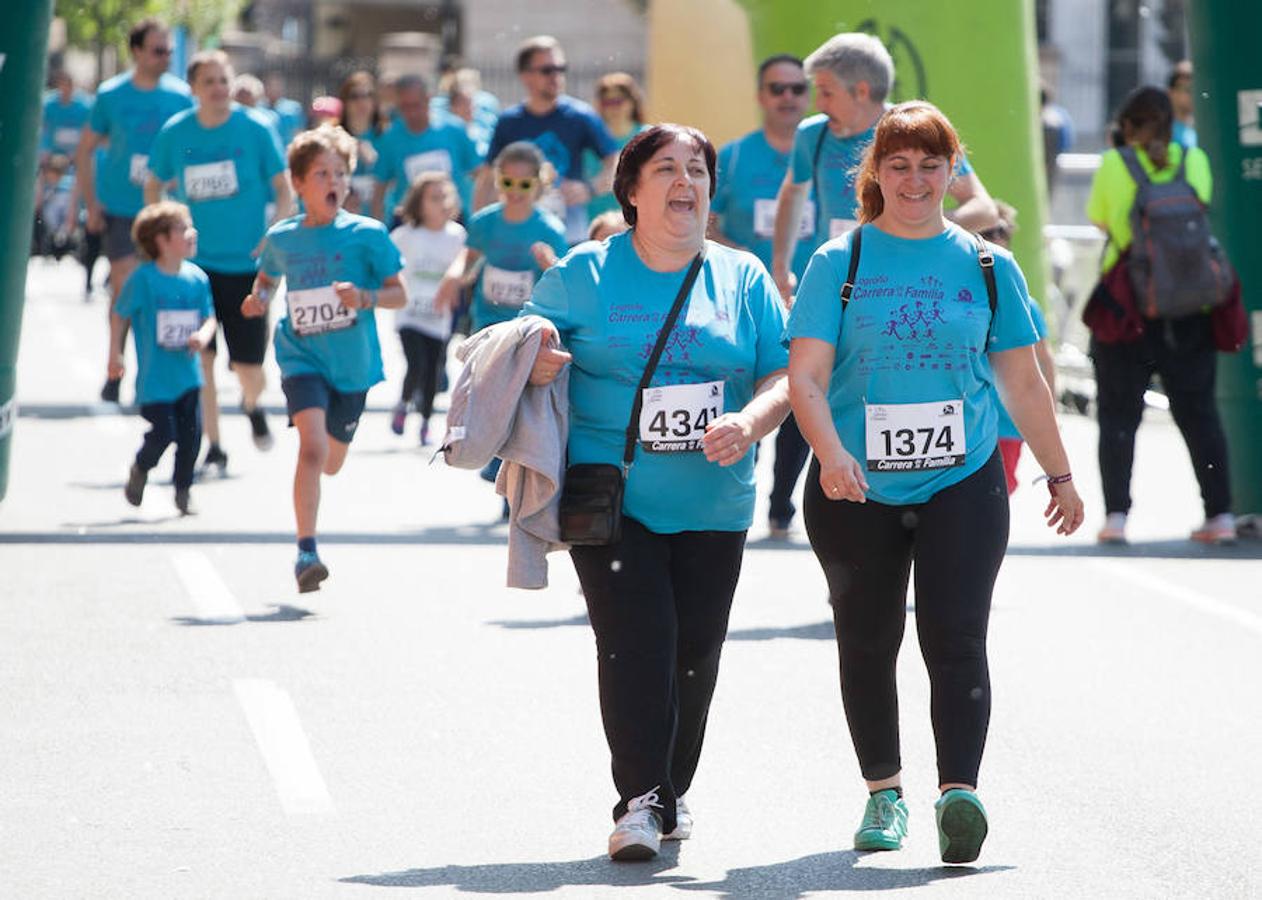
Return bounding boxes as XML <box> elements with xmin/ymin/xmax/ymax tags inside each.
<box><xmin>103</xmin><ymin>214</ymin><xmax>136</xmax><ymax>261</ymax></box>
<box><xmin>205</xmin><ymin>270</ymin><xmax>269</xmax><ymax>365</ymax></box>
<box><xmin>282</xmin><ymin>374</ymin><xmax>367</xmax><ymax>444</ymax></box>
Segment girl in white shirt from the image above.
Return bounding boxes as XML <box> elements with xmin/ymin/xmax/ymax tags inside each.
<box><xmin>389</xmin><ymin>172</ymin><xmax>467</xmax><ymax>444</ymax></box>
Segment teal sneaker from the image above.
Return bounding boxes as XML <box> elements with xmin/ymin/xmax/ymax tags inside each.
<box><xmin>935</xmin><ymin>789</ymin><xmax>988</xmax><ymax>864</ymax></box>
<box><xmin>295</xmin><ymin>551</ymin><xmax>329</xmax><ymax>593</ymax></box>
<box><xmin>853</xmin><ymin>789</ymin><xmax>909</xmax><ymax>851</ymax></box>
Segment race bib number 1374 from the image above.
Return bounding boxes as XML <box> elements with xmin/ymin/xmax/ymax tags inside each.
<box><xmin>864</xmin><ymin>399</ymin><xmax>965</xmax><ymax>472</ymax></box>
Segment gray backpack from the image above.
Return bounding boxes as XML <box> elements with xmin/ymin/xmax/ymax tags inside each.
<box><xmin>1119</xmin><ymin>146</ymin><xmax>1233</xmax><ymax>319</ymax></box>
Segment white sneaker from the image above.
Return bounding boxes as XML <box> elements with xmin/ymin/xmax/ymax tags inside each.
<box><xmin>608</xmin><ymin>787</ymin><xmax>663</xmax><ymax>861</ymax></box>
<box><xmin>1097</xmin><ymin>512</ymin><xmax>1127</xmax><ymax>544</ymax></box>
<box><xmin>663</xmin><ymin>796</ymin><xmax>692</xmax><ymax>841</ymax></box>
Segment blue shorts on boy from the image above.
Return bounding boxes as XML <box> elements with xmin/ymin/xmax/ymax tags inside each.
<box><xmin>785</xmin><ymin>223</ymin><xmax>1037</xmax><ymax>506</ymax></box>
<box><xmin>523</xmin><ymin>233</ymin><xmax>789</xmax><ymax>534</ymax></box>
<box><xmin>114</xmin><ymin>260</ymin><xmax>214</xmax><ymax>404</ymax></box>
<box><xmin>88</xmin><ymin>72</ymin><xmax>193</xmax><ymax>217</ymax></box>
<box><xmin>466</xmin><ymin>202</ymin><xmax>568</xmax><ymax>333</ymax></box>
<box><xmin>148</xmin><ymin>104</ymin><xmax>287</xmax><ymax>275</ymax></box>
<box><xmin>258</xmin><ymin>209</ymin><xmax>404</xmax><ymax>394</ymax></box>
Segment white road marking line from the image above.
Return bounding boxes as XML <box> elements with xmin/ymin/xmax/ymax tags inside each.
<box><xmin>168</xmin><ymin>549</ymin><xmax>246</xmax><ymax>624</ymax></box>
<box><xmin>1092</xmin><ymin>560</ymin><xmax>1262</xmax><ymax>638</ymax></box>
<box><xmin>233</xmin><ymin>678</ymin><xmax>335</xmax><ymax>815</ymax></box>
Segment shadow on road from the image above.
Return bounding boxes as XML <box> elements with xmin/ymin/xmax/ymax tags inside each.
<box><xmin>673</xmin><ymin>850</ymin><xmax>1014</xmax><ymax>897</ymax></box>
<box><xmin>171</xmin><ymin>604</ymin><xmax>316</xmax><ymax>627</ymax></box>
<box><xmin>726</xmin><ymin>620</ymin><xmax>834</xmax><ymax>642</ymax></box>
<box><xmin>488</xmin><ymin>613</ymin><xmax>589</xmax><ymax>630</ymax></box>
<box><xmin>339</xmin><ymin>846</ymin><xmax>692</xmax><ymax>892</ymax></box>
<box><xmin>1006</xmin><ymin>540</ymin><xmax>1260</xmax><ymax>560</ymax></box>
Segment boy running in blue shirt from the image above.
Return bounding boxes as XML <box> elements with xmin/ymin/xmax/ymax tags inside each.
<box><xmin>108</xmin><ymin>201</ymin><xmax>216</xmax><ymax>514</ymax></box>
<box><xmin>242</xmin><ymin>126</ymin><xmax>408</xmax><ymax>592</ymax></box>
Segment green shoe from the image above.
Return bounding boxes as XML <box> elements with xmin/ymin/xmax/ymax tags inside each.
<box><xmin>853</xmin><ymin>789</ymin><xmax>909</xmax><ymax>851</ymax></box>
<box><xmin>935</xmin><ymin>789</ymin><xmax>988</xmax><ymax>864</ymax></box>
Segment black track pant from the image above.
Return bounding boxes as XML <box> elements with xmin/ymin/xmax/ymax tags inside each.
<box><xmin>398</xmin><ymin>328</ymin><xmax>446</xmax><ymax>419</ymax></box>
<box><xmin>136</xmin><ymin>387</ymin><xmax>202</xmax><ymax>491</ymax></box>
<box><xmin>804</xmin><ymin>451</ymin><xmax>1008</xmax><ymax>787</ymax></box>
<box><xmin>1091</xmin><ymin>317</ymin><xmax>1231</xmax><ymax>518</ymax></box>
<box><xmin>769</xmin><ymin>413</ymin><xmax>810</xmax><ymax>524</ymax></box>
<box><xmin>570</xmin><ymin>516</ymin><xmax>746</xmax><ymax>834</ymax></box>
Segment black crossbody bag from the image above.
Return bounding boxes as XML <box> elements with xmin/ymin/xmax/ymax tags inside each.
<box><xmin>558</xmin><ymin>252</ymin><xmax>705</xmax><ymax>546</ymax></box>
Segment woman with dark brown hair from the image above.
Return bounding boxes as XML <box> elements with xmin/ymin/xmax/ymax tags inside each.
<box><xmin>338</xmin><ymin>71</ymin><xmax>384</xmax><ymax>216</ymax></box>
<box><xmin>585</xmin><ymin>72</ymin><xmax>647</xmax><ymax>219</ymax></box>
<box><xmin>787</xmin><ymin>101</ymin><xmax>1082</xmax><ymax>864</ymax></box>
<box><xmin>525</xmin><ymin>123</ymin><xmax>790</xmax><ymax>861</ymax></box>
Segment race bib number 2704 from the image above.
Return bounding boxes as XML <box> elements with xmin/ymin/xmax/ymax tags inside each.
<box><xmin>864</xmin><ymin>399</ymin><xmax>965</xmax><ymax>472</ymax></box>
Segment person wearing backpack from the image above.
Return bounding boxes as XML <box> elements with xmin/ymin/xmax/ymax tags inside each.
<box><xmin>1085</xmin><ymin>86</ymin><xmax>1235</xmax><ymax>545</ymax></box>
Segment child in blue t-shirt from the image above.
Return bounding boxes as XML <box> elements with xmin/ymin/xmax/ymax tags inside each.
<box><xmin>241</xmin><ymin>126</ymin><xmax>407</xmax><ymax>592</ymax></box>
<box><xmin>108</xmin><ymin>201</ymin><xmax>216</xmax><ymax>514</ymax></box>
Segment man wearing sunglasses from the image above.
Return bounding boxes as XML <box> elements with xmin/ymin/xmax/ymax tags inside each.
<box><xmin>709</xmin><ymin>54</ymin><xmax>816</xmax><ymax>540</ymax></box>
<box><xmin>770</xmin><ymin>32</ymin><xmax>998</xmax><ymax>303</ymax></box>
<box><xmin>477</xmin><ymin>35</ymin><xmax>619</xmax><ymax>244</ymax></box>
<box><xmin>76</xmin><ymin>17</ymin><xmax>193</xmax><ymax>404</ymax></box>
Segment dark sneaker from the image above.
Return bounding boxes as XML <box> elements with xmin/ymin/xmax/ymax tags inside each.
<box><xmin>295</xmin><ymin>550</ymin><xmax>329</xmax><ymax>593</ymax></box>
<box><xmin>201</xmin><ymin>444</ymin><xmax>228</xmax><ymax>475</ymax></box>
<box><xmin>174</xmin><ymin>488</ymin><xmax>195</xmax><ymax>516</ymax></box>
<box><xmin>390</xmin><ymin>403</ymin><xmax>407</xmax><ymax>436</ymax></box>
<box><xmin>419</xmin><ymin>419</ymin><xmax>430</xmax><ymax>446</ymax></box>
<box><xmin>124</xmin><ymin>464</ymin><xmax>147</xmax><ymax>507</ymax></box>
<box><xmin>101</xmin><ymin>378</ymin><xmax>121</xmax><ymax>404</ymax></box>
<box><xmin>246</xmin><ymin>406</ymin><xmax>274</xmax><ymax>451</ymax></box>
<box><xmin>935</xmin><ymin>789</ymin><xmax>988</xmax><ymax>864</ymax></box>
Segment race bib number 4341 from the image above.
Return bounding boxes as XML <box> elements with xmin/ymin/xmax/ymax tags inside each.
<box><xmin>864</xmin><ymin>399</ymin><xmax>965</xmax><ymax>472</ymax></box>
<box><xmin>287</xmin><ymin>286</ymin><xmax>357</xmax><ymax>337</ymax></box>
<box><xmin>639</xmin><ymin>380</ymin><xmax>725</xmax><ymax>453</ymax></box>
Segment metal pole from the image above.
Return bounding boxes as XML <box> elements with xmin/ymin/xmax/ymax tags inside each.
<box><xmin>1187</xmin><ymin>0</ymin><xmax>1262</xmax><ymax>516</ymax></box>
<box><xmin>0</xmin><ymin>0</ymin><xmax>55</xmax><ymax>502</ymax></box>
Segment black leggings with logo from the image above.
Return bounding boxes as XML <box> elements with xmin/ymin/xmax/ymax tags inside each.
<box><xmin>804</xmin><ymin>450</ymin><xmax>1009</xmax><ymax>787</ymax></box>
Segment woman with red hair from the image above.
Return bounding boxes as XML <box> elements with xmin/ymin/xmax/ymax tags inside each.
<box><xmin>787</xmin><ymin>101</ymin><xmax>1083</xmax><ymax>864</ymax></box>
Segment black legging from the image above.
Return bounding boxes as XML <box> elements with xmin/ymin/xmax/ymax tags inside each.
<box><xmin>136</xmin><ymin>387</ymin><xmax>202</xmax><ymax>491</ymax></box>
<box><xmin>769</xmin><ymin>413</ymin><xmax>810</xmax><ymax>524</ymax></box>
<box><xmin>804</xmin><ymin>450</ymin><xmax>1008</xmax><ymax>787</ymax></box>
<box><xmin>398</xmin><ymin>328</ymin><xmax>446</xmax><ymax>418</ymax></box>
<box><xmin>1091</xmin><ymin>316</ymin><xmax>1231</xmax><ymax>518</ymax></box>
<box><xmin>570</xmin><ymin>516</ymin><xmax>746</xmax><ymax>835</ymax></box>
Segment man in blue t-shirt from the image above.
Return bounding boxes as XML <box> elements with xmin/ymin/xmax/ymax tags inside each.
<box><xmin>477</xmin><ymin>35</ymin><xmax>619</xmax><ymax>243</ymax></box>
<box><xmin>771</xmin><ymin>32</ymin><xmax>998</xmax><ymax>303</ymax></box>
<box><xmin>371</xmin><ymin>74</ymin><xmax>483</xmax><ymax>224</ymax></box>
<box><xmin>75</xmin><ymin>17</ymin><xmax>193</xmax><ymax>403</ymax></box>
<box><xmin>710</xmin><ymin>54</ymin><xmax>816</xmax><ymax>539</ymax></box>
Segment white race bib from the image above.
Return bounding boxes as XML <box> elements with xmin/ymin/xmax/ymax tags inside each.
<box><xmin>403</xmin><ymin>149</ymin><xmax>453</xmax><ymax>183</ymax></box>
<box><xmin>129</xmin><ymin>154</ymin><xmax>149</xmax><ymax>187</ymax></box>
<box><xmin>287</xmin><ymin>286</ymin><xmax>357</xmax><ymax>337</ymax></box>
<box><xmin>482</xmin><ymin>265</ymin><xmax>534</xmax><ymax>308</ymax></box>
<box><xmin>753</xmin><ymin>198</ymin><xmax>814</xmax><ymax>240</ymax></box>
<box><xmin>156</xmin><ymin>309</ymin><xmax>201</xmax><ymax>350</ymax></box>
<box><xmin>184</xmin><ymin>159</ymin><xmax>239</xmax><ymax>201</ymax></box>
<box><xmin>54</xmin><ymin>127</ymin><xmax>81</xmax><ymax>151</ymax></box>
<box><xmin>351</xmin><ymin>174</ymin><xmax>376</xmax><ymax>208</ymax></box>
<box><xmin>829</xmin><ymin>217</ymin><xmax>859</xmax><ymax>240</ymax></box>
<box><xmin>639</xmin><ymin>380</ymin><xmax>725</xmax><ymax>453</ymax></box>
<box><xmin>864</xmin><ymin>399</ymin><xmax>966</xmax><ymax>472</ymax></box>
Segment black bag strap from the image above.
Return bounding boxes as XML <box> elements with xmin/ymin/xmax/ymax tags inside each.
<box><xmin>971</xmin><ymin>232</ymin><xmax>999</xmax><ymax>344</ymax></box>
<box><xmin>840</xmin><ymin>224</ymin><xmax>863</xmax><ymax>309</ymax></box>
<box><xmin>621</xmin><ymin>251</ymin><xmax>706</xmax><ymax>470</ymax></box>
<box><xmin>811</xmin><ymin>123</ymin><xmax>828</xmax><ymax>237</ymax></box>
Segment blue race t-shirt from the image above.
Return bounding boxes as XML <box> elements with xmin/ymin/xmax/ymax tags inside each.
<box><xmin>789</xmin><ymin>114</ymin><xmax>975</xmax><ymax>251</ymax></box>
<box><xmin>373</xmin><ymin>117</ymin><xmax>482</xmax><ymax>219</ymax></box>
<box><xmin>114</xmin><ymin>261</ymin><xmax>213</xmax><ymax>405</ymax></box>
<box><xmin>466</xmin><ymin>203</ymin><xmax>568</xmax><ymax>332</ymax></box>
<box><xmin>88</xmin><ymin>72</ymin><xmax>193</xmax><ymax>217</ymax></box>
<box><xmin>149</xmin><ymin>105</ymin><xmax>287</xmax><ymax>274</ymax></box>
<box><xmin>259</xmin><ymin>210</ymin><xmax>404</xmax><ymax>392</ymax></box>
<box><xmin>712</xmin><ymin>129</ymin><xmax>814</xmax><ymax>280</ymax></box>
<box><xmin>486</xmin><ymin>95</ymin><xmax>618</xmax><ymax>182</ymax></box>
<box><xmin>785</xmin><ymin>223</ymin><xmax>1037</xmax><ymax>505</ymax></box>
<box><xmin>42</xmin><ymin>92</ymin><xmax>93</xmax><ymax>156</ymax></box>
<box><xmin>523</xmin><ymin>233</ymin><xmax>789</xmax><ymax>533</ymax></box>
<box><xmin>996</xmin><ymin>297</ymin><xmax>1049</xmax><ymax>440</ymax></box>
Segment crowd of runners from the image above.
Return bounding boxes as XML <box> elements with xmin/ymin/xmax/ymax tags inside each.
<box><xmin>32</xmin><ymin>15</ymin><xmax>1238</xmax><ymax>869</ymax></box>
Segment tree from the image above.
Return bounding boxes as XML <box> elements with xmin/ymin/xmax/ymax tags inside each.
<box><xmin>155</xmin><ymin>0</ymin><xmax>249</xmax><ymax>48</ymax></box>
<box><xmin>55</xmin><ymin>0</ymin><xmax>157</xmax><ymax>77</ymax></box>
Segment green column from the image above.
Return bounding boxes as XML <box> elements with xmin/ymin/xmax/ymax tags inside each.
<box><xmin>0</xmin><ymin>0</ymin><xmax>54</xmax><ymax>502</ymax></box>
<box><xmin>734</xmin><ymin>0</ymin><xmax>1048</xmax><ymax>303</ymax></box>
<box><xmin>1188</xmin><ymin>1</ymin><xmax>1262</xmax><ymax>515</ymax></box>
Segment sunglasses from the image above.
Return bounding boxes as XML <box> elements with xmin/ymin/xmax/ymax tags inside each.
<box><xmin>532</xmin><ymin>64</ymin><xmax>568</xmax><ymax>77</ymax></box>
<box><xmin>499</xmin><ymin>176</ymin><xmax>538</xmax><ymax>192</ymax></box>
<box><xmin>347</xmin><ymin>91</ymin><xmax>373</xmax><ymax>100</ymax></box>
<box><xmin>150</xmin><ymin>46</ymin><xmax>172</xmax><ymax>57</ymax></box>
<box><xmin>766</xmin><ymin>82</ymin><xmax>808</xmax><ymax>97</ymax></box>
<box><xmin>600</xmin><ymin>94</ymin><xmax>629</xmax><ymax>106</ymax></box>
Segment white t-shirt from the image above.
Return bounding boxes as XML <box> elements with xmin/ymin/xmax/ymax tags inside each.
<box><xmin>390</xmin><ymin>221</ymin><xmax>467</xmax><ymax>339</ymax></box>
